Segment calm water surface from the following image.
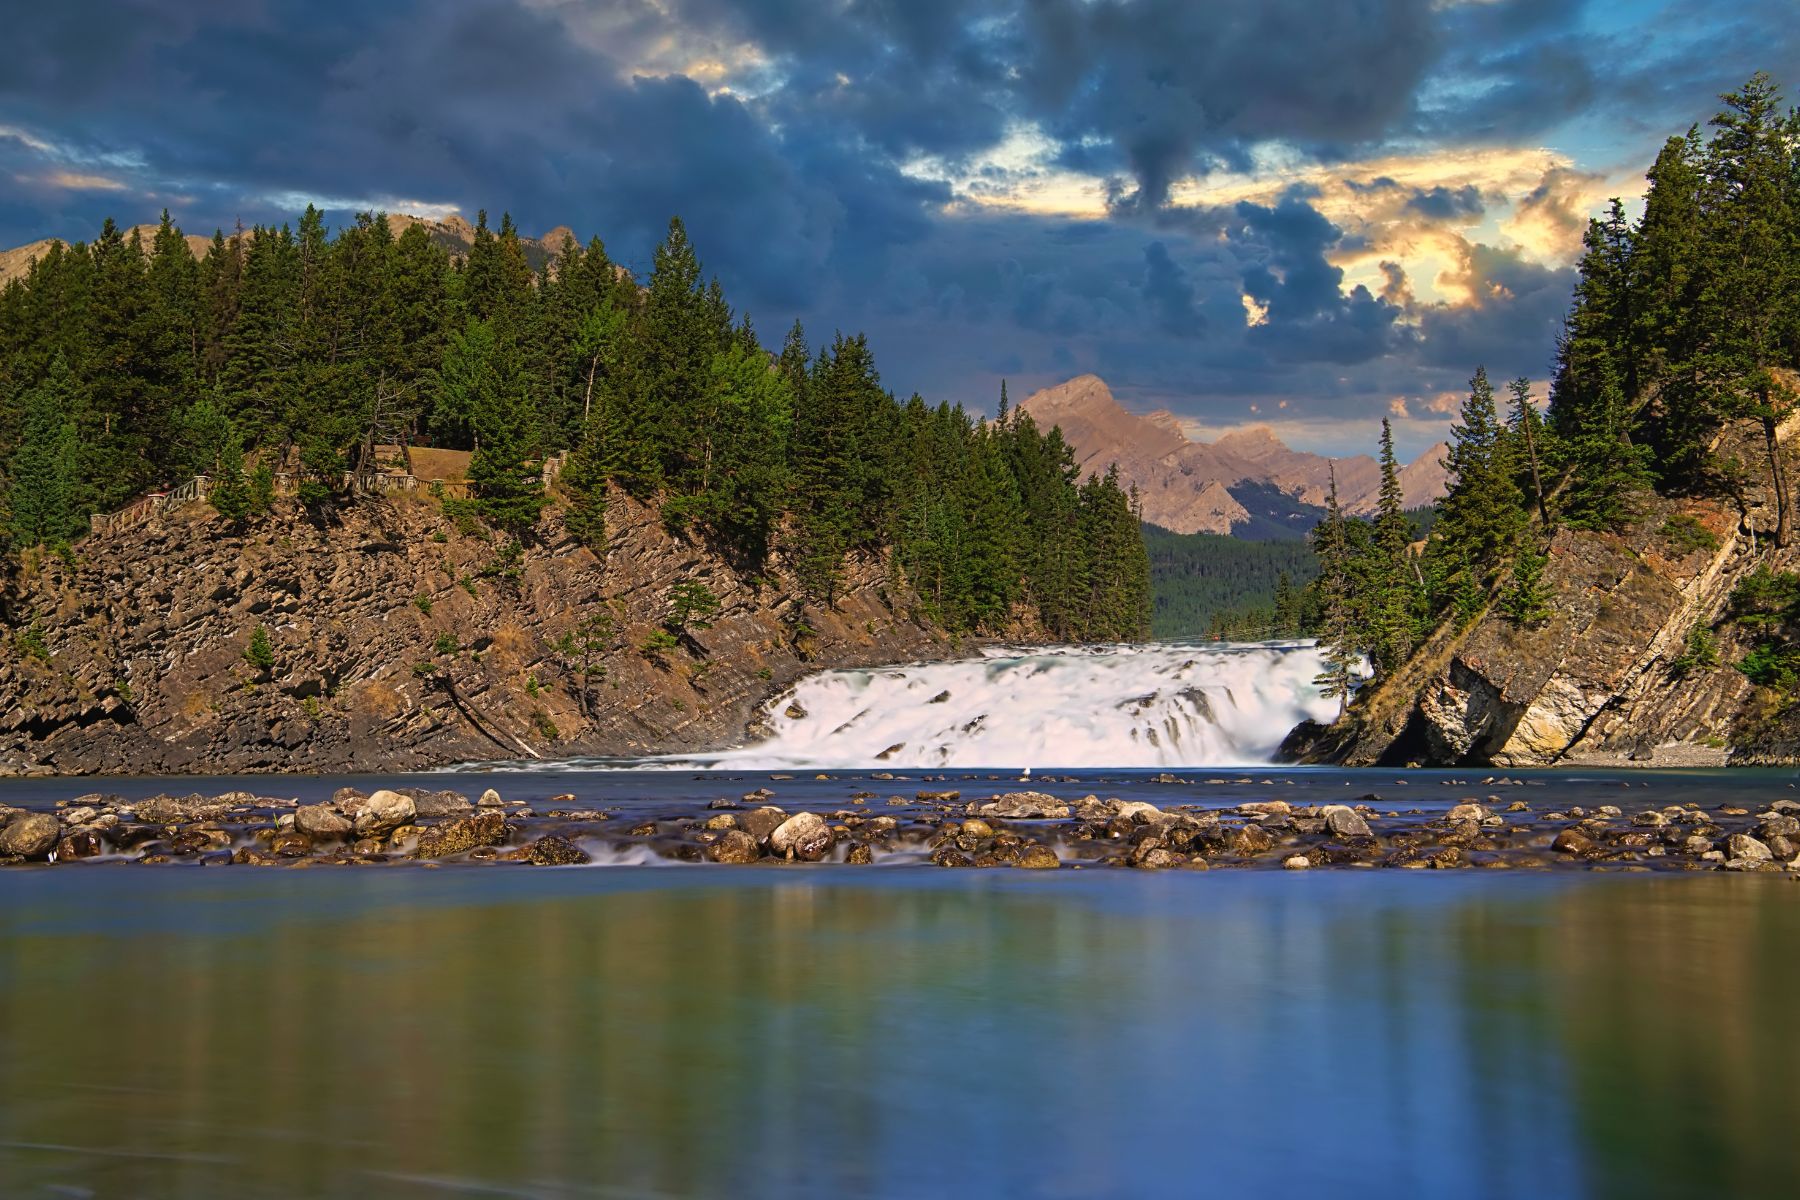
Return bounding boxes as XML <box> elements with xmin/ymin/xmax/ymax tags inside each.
<box><xmin>2</xmin><ymin>861</ymin><xmax>1798</xmax><ymax>1199</ymax></box>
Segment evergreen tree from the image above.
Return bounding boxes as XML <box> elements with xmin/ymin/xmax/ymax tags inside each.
<box><xmin>1368</xmin><ymin>418</ymin><xmax>1416</xmax><ymax>674</ymax></box>
<box><xmin>6</xmin><ymin>363</ymin><xmax>83</xmax><ymax>547</ymax></box>
<box><xmin>1310</xmin><ymin>466</ymin><xmax>1361</xmax><ymax>717</ymax></box>
<box><xmin>1434</xmin><ymin>367</ymin><xmax>1526</xmax><ymax>584</ymax></box>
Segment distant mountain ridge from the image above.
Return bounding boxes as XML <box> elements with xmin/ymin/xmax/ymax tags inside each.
<box><xmin>1018</xmin><ymin>375</ymin><xmax>1449</xmax><ymax>538</ymax></box>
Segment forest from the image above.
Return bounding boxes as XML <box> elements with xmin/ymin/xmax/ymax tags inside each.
<box><xmin>1307</xmin><ymin>72</ymin><xmax>1800</xmax><ymax>709</ymax></box>
<box><xmin>0</xmin><ymin>211</ymin><xmax>1150</xmax><ymax>642</ymax></box>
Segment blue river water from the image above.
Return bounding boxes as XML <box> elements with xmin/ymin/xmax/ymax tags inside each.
<box><xmin>3</xmin><ymin>764</ymin><xmax>1800</xmax><ymax>1199</ymax></box>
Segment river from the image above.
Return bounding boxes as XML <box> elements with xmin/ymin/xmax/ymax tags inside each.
<box><xmin>2</xmin><ymin>642</ymin><xmax>1798</xmax><ymax>1198</ymax></box>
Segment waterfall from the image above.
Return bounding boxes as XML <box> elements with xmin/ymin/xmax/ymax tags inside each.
<box><xmin>698</xmin><ymin>641</ymin><xmax>1341</xmax><ymax>770</ymax></box>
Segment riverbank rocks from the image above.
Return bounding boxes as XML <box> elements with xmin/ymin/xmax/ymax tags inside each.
<box><xmin>973</xmin><ymin>792</ymin><xmax>1071</xmax><ymax>819</ymax></box>
<box><xmin>1016</xmin><ymin>844</ymin><xmax>1060</xmax><ymax>869</ymax></box>
<box><xmin>0</xmin><ymin>812</ymin><xmax>60</xmax><ymax>858</ymax></box>
<box><xmin>770</xmin><ymin>812</ymin><xmax>833</xmax><ymax>861</ymax></box>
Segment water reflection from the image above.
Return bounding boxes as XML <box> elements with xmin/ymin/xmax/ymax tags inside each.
<box><xmin>0</xmin><ymin>872</ymin><xmax>1796</xmax><ymax>1198</ymax></box>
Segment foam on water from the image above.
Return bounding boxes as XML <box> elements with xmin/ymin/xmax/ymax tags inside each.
<box><xmin>683</xmin><ymin>640</ymin><xmax>1342</xmax><ymax>770</ymax></box>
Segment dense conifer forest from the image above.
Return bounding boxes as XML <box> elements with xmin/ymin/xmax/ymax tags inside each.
<box><xmin>0</xmin><ymin>212</ymin><xmax>1150</xmax><ymax>641</ymax></box>
<box><xmin>1308</xmin><ymin>73</ymin><xmax>1800</xmax><ymax>707</ymax></box>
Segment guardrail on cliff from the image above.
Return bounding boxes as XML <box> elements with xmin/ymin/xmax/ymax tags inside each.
<box><xmin>87</xmin><ymin>451</ymin><xmax>573</xmax><ymax>540</ymax></box>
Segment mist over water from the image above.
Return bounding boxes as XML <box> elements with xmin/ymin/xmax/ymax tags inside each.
<box><xmin>695</xmin><ymin>641</ymin><xmax>1339</xmax><ymax>770</ymax></box>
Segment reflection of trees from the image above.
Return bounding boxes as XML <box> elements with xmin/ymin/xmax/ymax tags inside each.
<box><xmin>0</xmin><ymin>875</ymin><xmax>1173</xmax><ymax>1197</ymax></box>
<box><xmin>1526</xmin><ymin>878</ymin><xmax>1800</xmax><ymax>1200</ymax></box>
<box><xmin>2</xmin><ymin>874</ymin><xmax>1797</xmax><ymax>1197</ymax></box>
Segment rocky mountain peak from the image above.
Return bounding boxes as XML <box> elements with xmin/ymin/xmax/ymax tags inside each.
<box><xmin>1017</xmin><ymin>375</ymin><xmax>1450</xmax><ymax>538</ymax></box>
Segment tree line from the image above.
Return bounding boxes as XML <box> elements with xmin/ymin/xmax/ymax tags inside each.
<box><xmin>1308</xmin><ymin>72</ymin><xmax>1800</xmax><ymax>710</ymax></box>
<box><xmin>0</xmin><ymin>211</ymin><xmax>1150</xmax><ymax>640</ymax></box>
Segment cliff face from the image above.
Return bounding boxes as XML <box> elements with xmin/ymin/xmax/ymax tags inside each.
<box><xmin>1282</xmin><ymin>422</ymin><xmax>1800</xmax><ymax>767</ymax></box>
<box><xmin>0</xmin><ymin>489</ymin><xmax>964</xmax><ymax>776</ymax></box>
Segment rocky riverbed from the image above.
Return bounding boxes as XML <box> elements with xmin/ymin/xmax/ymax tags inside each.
<box><xmin>6</xmin><ymin>781</ymin><xmax>1800</xmax><ymax>872</ymax></box>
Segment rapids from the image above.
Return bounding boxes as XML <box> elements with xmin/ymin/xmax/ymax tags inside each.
<box><xmin>697</xmin><ymin>640</ymin><xmax>1341</xmax><ymax>770</ymax></box>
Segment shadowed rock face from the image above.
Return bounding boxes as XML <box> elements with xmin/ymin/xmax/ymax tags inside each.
<box><xmin>0</xmin><ymin>486</ymin><xmax>982</xmax><ymax>776</ymax></box>
<box><xmin>1281</xmin><ymin>416</ymin><xmax>1800</xmax><ymax>767</ymax></box>
<box><xmin>1018</xmin><ymin>375</ymin><xmax>1448</xmax><ymax>537</ymax></box>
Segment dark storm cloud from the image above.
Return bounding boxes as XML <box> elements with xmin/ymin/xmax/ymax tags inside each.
<box><xmin>1140</xmin><ymin>242</ymin><xmax>1203</xmax><ymax>337</ymax></box>
<box><xmin>1405</xmin><ymin>185</ymin><xmax>1486</xmax><ymax>223</ymax></box>
<box><xmin>0</xmin><ymin>0</ymin><xmax>1786</xmax><ymax>448</ymax></box>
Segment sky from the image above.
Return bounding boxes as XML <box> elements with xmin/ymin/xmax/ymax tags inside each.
<box><xmin>1</xmin><ymin>0</ymin><xmax>1793</xmax><ymax>458</ymax></box>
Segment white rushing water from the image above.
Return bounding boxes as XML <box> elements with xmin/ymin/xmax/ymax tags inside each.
<box><xmin>692</xmin><ymin>640</ymin><xmax>1342</xmax><ymax>770</ymax></box>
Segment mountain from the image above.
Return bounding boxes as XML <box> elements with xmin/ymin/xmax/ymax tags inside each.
<box><xmin>1018</xmin><ymin>375</ymin><xmax>1449</xmax><ymax>538</ymax></box>
<box><xmin>0</xmin><ymin>213</ymin><xmax>582</xmax><ymax>287</ymax></box>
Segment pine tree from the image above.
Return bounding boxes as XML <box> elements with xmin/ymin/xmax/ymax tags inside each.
<box><xmin>1697</xmin><ymin>72</ymin><xmax>1797</xmax><ymax>546</ymax></box>
<box><xmin>1434</xmin><ymin>367</ymin><xmax>1526</xmax><ymax>586</ymax></box>
<box><xmin>1368</xmin><ymin>418</ymin><xmax>1416</xmax><ymax>673</ymax></box>
<box><xmin>1310</xmin><ymin>466</ymin><xmax>1361</xmax><ymax>717</ymax></box>
<box><xmin>1500</xmin><ymin>540</ymin><xmax>1553</xmax><ymax>627</ymax></box>
<box><xmin>6</xmin><ymin>363</ymin><xmax>83</xmax><ymax>547</ymax></box>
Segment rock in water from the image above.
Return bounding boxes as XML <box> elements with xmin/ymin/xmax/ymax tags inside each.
<box><xmin>0</xmin><ymin>813</ymin><xmax>61</xmax><ymax>858</ymax></box>
<box><xmin>1015</xmin><ymin>845</ymin><xmax>1061</xmax><ymax>869</ymax></box>
<box><xmin>295</xmin><ymin>802</ymin><xmax>353</xmax><ymax>839</ymax></box>
<box><xmin>974</xmin><ymin>792</ymin><xmax>1071</xmax><ymax>820</ymax></box>
<box><xmin>415</xmin><ymin>811</ymin><xmax>508</xmax><ymax>858</ymax></box>
<box><xmin>736</xmin><ymin>806</ymin><xmax>789</xmax><ymax>847</ymax></box>
<box><xmin>1322</xmin><ymin>805</ymin><xmax>1373</xmax><ymax>839</ymax></box>
<box><xmin>1727</xmin><ymin>833</ymin><xmax>1773</xmax><ymax>863</ymax></box>
<box><xmin>478</xmin><ymin>788</ymin><xmax>505</xmax><ymax>808</ymax></box>
<box><xmin>354</xmin><ymin>789</ymin><xmax>417</xmax><ymax>837</ymax></box>
<box><xmin>706</xmin><ymin>830</ymin><xmax>762</xmax><ymax>863</ymax></box>
<box><xmin>769</xmin><ymin>812</ymin><xmax>833</xmax><ymax>861</ymax></box>
<box><xmin>525</xmin><ymin>835</ymin><xmax>589</xmax><ymax>866</ymax></box>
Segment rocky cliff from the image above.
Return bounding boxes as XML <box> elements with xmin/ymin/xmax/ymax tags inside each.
<box><xmin>1018</xmin><ymin>375</ymin><xmax>1448</xmax><ymax>538</ymax></box>
<box><xmin>0</xmin><ymin>488</ymin><xmax>968</xmax><ymax>776</ymax></box>
<box><xmin>1281</xmin><ymin>419</ymin><xmax>1800</xmax><ymax>767</ymax></box>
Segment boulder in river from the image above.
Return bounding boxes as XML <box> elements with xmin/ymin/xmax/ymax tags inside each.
<box><xmin>415</xmin><ymin>811</ymin><xmax>508</xmax><ymax>858</ymax></box>
<box><xmin>1015</xmin><ymin>844</ymin><xmax>1060</xmax><ymax>869</ymax></box>
<box><xmin>526</xmin><ymin>835</ymin><xmax>590</xmax><ymax>866</ymax></box>
<box><xmin>0</xmin><ymin>813</ymin><xmax>61</xmax><ymax>858</ymax></box>
<box><xmin>295</xmin><ymin>803</ymin><xmax>353</xmax><ymax>839</ymax></box>
<box><xmin>353</xmin><ymin>790</ymin><xmax>416</xmax><ymax>837</ymax></box>
<box><xmin>705</xmin><ymin>830</ymin><xmax>761</xmax><ymax>863</ymax></box>
<box><xmin>769</xmin><ymin>812</ymin><xmax>833</xmax><ymax>861</ymax></box>
<box><xmin>736</xmin><ymin>806</ymin><xmax>789</xmax><ymax>846</ymax></box>
<box><xmin>1322</xmin><ymin>805</ymin><xmax>1373</xmax><ymax>839</ymax></box>
<box><xmin>974</xmin><ymin>792</ymin><xmax>1071</xmax><ymax>820</ymax></box>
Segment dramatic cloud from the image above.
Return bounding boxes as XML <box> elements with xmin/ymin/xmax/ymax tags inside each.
<box><xmin>0</xmin><ymin>0</ymin><xmax>1792</xmax><ymax>454</ymax></box>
